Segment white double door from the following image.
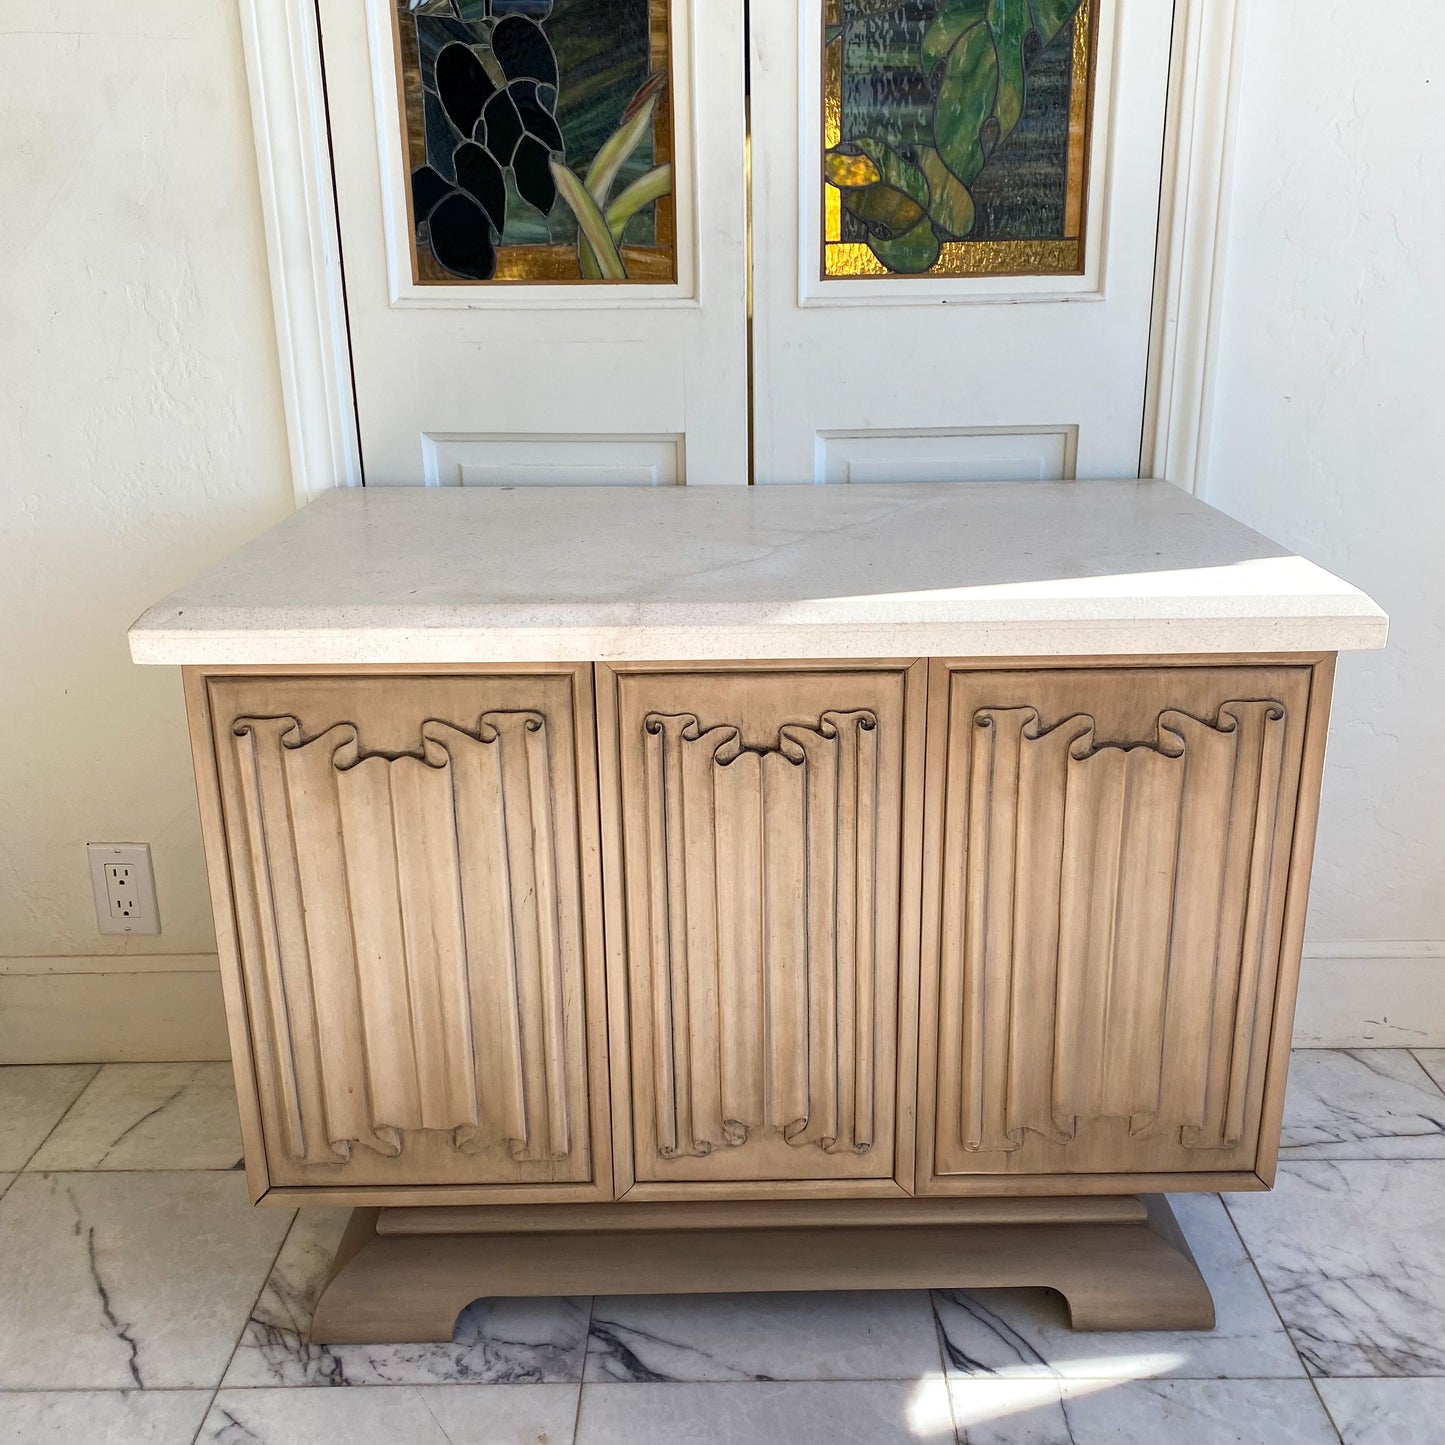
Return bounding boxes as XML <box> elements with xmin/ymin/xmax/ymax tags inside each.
<box><xmin>319</xmin><ymin>0</ymin><xmax>1173</xmax><ymax>487</ymax></box>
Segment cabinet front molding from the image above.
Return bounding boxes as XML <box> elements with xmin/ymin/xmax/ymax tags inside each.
<box><xmin>196</xmin><ymin>669</ymin><xmax>610</xmax><ymax>1199</ymax></box>
<box><xmin>919</xmin><ymin>662</ymin><xmax>1324</xmax><ymax>1191</ymax></box>
<box><xmin>599</xmin><ymin>663</ymin><xmax>925</xmax><ymax>1193</ymax></box>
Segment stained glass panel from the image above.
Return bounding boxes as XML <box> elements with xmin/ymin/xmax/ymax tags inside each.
<box><xmin>823</xmin><ymin>0</ymin><xmax>1098</xmax><ymax>279</ymax></box>
<box><xmin>395</xmin><ymin>0</ymin><xmax>675</xmax><ymax>283</ymax></box>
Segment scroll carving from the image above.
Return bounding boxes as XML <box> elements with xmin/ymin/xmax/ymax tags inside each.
<box><xmin>227</xmin><ymin>711</ymin><xmax>571</xmax><ymax>1167</ymax></box>
<box><xmin>640</xmin><ymin>710</ymin><xmax>883</xmax><ymax>1160</ymax></box>
<box><xmin>954</xmin><ymin>700</ymin><xmax>1290</xmax><ymax>1158</ymax></box>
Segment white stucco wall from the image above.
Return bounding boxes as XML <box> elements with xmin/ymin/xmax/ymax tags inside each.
<box><xmin>1200</xmin><ymin>1</ymin><xmax>1445</xmax><ymax>1043</ymax></box>
<box><xmin>0</xmin><ymin>0</ymin><xmax>1438</xmax><ymax>1058</ymax></box>
<box><xmin>0</xmin><ymin>1</ymin><xmax>294</xmax><ymax>1057</ymax></box>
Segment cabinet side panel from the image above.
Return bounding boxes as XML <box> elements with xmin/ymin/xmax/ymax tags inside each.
<box><xmin>185</xmin><ymin>669</ymin><xmax>273</xmax><ymax>1202</ymax></box>
<box><xmin>1253</xmin><ymin>655</ymin><xmax>1337</xmax><ymax>1185</ymax></box>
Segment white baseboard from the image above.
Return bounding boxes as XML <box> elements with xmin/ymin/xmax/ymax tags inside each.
<box><xmin>1293</xmin><ymin>942</ymin><xmax>1445</xmax><ymax>1048</ymax></box>
<box><xmin>2</xmin><ymin>943</ymin><xmax>1440</xmax><ymax>1063</ymax></box>
<box><xmin>0</xmin><ymin>955</ymin><xmax>228</xmax><ymax>1063</ymax></box>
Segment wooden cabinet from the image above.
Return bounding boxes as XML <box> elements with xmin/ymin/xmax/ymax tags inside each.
<box><xmin>194</xmin><ymin>667</ymin><xmax>612</xmax><ymax>1199</ymax></box>
<box><xmin>596</xmin><ymin>663</ymin><xmax>926</xmax><ymax>1197</ymax></box>
<box><xmin>917</xmin><ymin>661</ymin><xmax>1329</xmax><ymax>1193</ymax></box>
<box><xmin>188</xmin><ymin>656</ymin><xmax>1330</xmax><ymax>1207</ymax></box>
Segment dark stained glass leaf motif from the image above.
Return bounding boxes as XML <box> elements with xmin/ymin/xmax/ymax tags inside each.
<box><xmin>453</xmin><ymin>142</ymin><xmax>508</xmax><ymax>232</ymax></box>
<box><xmin>512</xmin><ymin>134</ymin><xmax>557</xmax><ymax>215</ymax></box>
<box><xmin>426</xmin><ymin>191</ymin><xmax>498</xmax><ymax>279</ymax></box>
<box><xmin>423</xmin><ymin>89</ymin><xmax>462</xmax><ymax>183</ymax></box>
<box><xmin>397</xmin><ymin>0</ymin><xmax>671</xmax><ymax>282</ymax></box>
<box><xmin>491</xmin><ymin>16</ymin><xmax>559</xmax><ymax>88</ymax></box>
<box><xmin>481</xmin><ymin>88</ymin><xmax>524</xmax><ymax>165</ymax></box>
<box><xmin>434</xmin><ymin>42</ymin><xmax>496</xmax><ymax>135</ymax></box>
<box><xmin>411</xmin><ymin>164</ymin><xmax>453</xmax><ymax>221</ymax></box>
<box><xmin>511</xmin><ymin>80</ymin><xmax>565</xmax><ymax>153</ymax></box>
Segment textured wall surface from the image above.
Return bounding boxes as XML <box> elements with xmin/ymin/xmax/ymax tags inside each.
<box><xmin>0</xmin><ymin>0</ymin><xmax>293</xmax><ymax>1038</ymax></box>
<box><xmin>0</xmin><ymin>0</ymin><xmax>1438</xmax><ymax>1057</ymax></box>
<box><xmin>1202</xmin><ymin>1</ymin><xmax>1445</xmax><ymax>985</ymax></box>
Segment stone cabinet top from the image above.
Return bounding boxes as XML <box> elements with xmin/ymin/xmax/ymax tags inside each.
<box><xmin>129</xmin><ymin>482</ymin><xmax>1387</xmax><ymax>665</ymax></box>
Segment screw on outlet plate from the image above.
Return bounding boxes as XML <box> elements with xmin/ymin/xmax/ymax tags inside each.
<box><xmin>87</xmin><ymin>843</ymin><xmax>161</xmax><ymax>936</ymax></box>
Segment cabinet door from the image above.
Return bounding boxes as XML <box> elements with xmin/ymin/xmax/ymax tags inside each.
<box><xmin>600</xmin><ymin>663</ymin><xmax>925</xmax><ymax>1195</ymax></box>
<box><xmin>200</xmin><ymin>668</ymin><xmax>610</xmax><ymax>1199</ymax></box>
<box><xmin>919</xmin><ymin>661</ymin><xmax>1328</xmax><ymax>1193</ymax></box>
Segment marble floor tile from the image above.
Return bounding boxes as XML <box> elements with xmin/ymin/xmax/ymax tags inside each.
<box><xmin>1279</xmin><ymin>1049</ymin><xmax>1445</xmax><ymax>1159</ymax></box>
<box><xmin>931</xmin><ymin>1194</ymin><xmax>1302</xmax><ymax>1382</ymax></box>
<box><xmin>0</xmin><ymin>1390</ymin><xmax>212</xmax><ymax>1445</ymax></box>
<box><xmin>947</xmin><ymin>1378</ymin><xmax>1341</xmax><ymax>1444</ymax></box>
<box><xmin>0</xmin><ymin>1064</ymin><xmax>98</xmax><ymax>1169</ymax></box>
<box><xmin>1411</xmin><ymin>1048</ymin><xmax>1445</xmax><ymax>1091</ymax></box>
<box><xmin>585</xmin><ymin>1290</ymin><xmax>943</xmax><ymax>1383</ymax></box>
<box><xmin>29</xmin><ymin>1062</ymin><xmax>243</xmax><ymax>1171</ymax></box>
<box><xmin>0</xmin><ymin>1171</ymin><xmax>292</xmax><ymax>1389</ymax></box>
<box><xmin>1316</xmin><ymin>1378</ymin><xmax>1445</xmax><ymax>1445</ymax></box>
<box><xmin>198</xmin><ymin>1385</ymin><xmax>581</xmax><ymax>1445</ymax></box>
<box><xmin>575</xmin><ymin>1379</ymin><xmax>957</xmax><ymax>1444</ymax></box>
<box><xmin>223</xmin><ymin>1208</ymin><xmax>589</xmax><ymax>1386</ymax></box>
<box><xmin>1227</xmin><ymin>1160</ymin><xmax>1445</xmax><ymax>1376</ymax></box>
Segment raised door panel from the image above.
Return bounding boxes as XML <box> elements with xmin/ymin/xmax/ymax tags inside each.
<box><xmin>920</xmin><ymin>663</ymin><xmax>1318</xmax><ymax>1191</ymax></box>
<box><xmin>205</xmin><ymin>669</ymin><xmax>609</xmax><ymax>1196</ymax></box>
<box><xmin>601</xmin><ymin>664</ymin><xmax>925</xmax><ymax>1192</ymax></box>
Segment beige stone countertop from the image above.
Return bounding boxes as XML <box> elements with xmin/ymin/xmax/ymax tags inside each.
<box><xmin>129</xmin><ymin>482</ymin><xmax>1387</xmax><ymax>664</ymax></box>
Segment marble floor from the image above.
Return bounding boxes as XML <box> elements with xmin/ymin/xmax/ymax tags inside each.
<box><xmin>0</xmin><ymin>1050</ymin><xmax>1442</xmax><ymax>1444</ymax></box>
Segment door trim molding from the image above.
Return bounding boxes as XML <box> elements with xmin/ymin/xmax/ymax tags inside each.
<box><xmin>243</xmin><ymin>0</ymin><xmax>1243</xmax><ymax>498</ymax></box>
<box><xmin>1141</xmin><ymin>0</ymin><xmax>1248</xmax><ymax>493</ymax></box>
<box><xmin>240</xmin><ymin>0</ymin><xmax>363</xmax><ymax>500</ymax></box>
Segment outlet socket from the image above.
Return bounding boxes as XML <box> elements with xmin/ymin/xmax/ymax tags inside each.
<box><xmin>87</xmin><ymin>843</ymin><xmax>161</xmax><ymax>935</ymax></box>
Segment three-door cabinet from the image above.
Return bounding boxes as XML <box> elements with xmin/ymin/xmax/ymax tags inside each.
<box><xmin>187</xmin><ymin>654</ymin><xmax>1332</xmax><ymax>1208</ymax></box>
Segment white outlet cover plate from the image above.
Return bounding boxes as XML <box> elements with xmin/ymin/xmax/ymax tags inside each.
<box><xmin>86</xmin><ymin>842</ymin><xmax>161</xmax><ymax>936</ymax></box>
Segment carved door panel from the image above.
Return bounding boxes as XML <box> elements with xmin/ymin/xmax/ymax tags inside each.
<box><xmin>920</xmin><ymin>662</ymin><xmax>1321</xmax><ymax>1191</ymax></box>
<box><xmin>205</xmin><ymin>668</ymin><xmax>610</xmax><ymax>1197</ymax></box>
<box><xmin>599</xmin><ymin>663</ymin><xmax>925</xmax><ymax>1193</ymax></box>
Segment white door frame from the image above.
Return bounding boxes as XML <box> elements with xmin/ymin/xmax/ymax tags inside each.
<box><xmin>240</xmin><ymin>0</ymin><xmax>1246</xmax><ymax>501</ymax></box>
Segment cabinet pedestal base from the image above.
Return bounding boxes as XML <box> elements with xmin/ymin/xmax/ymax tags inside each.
<box><xmin>307</xmin><ymin>1194</ymin><xmax>1214</xmax><ymax>1343</ymax></box>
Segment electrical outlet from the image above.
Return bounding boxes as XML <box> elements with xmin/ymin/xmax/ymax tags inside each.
<box><xmin>87</xmin><ymin>843</ymin><xmax>160</xmax><ymax>935</ymax></box>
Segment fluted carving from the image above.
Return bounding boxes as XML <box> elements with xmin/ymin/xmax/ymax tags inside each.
<box><xmin>227</xmin><ymin>711</ymin><xmax>571</xmax><ymax>1167</ymax></box>
<box><xmin>946</xmin><ymin>699</ymin><xmax>1293</xmax><ymax>1163</ymax></box>
<box><xmin>639</xmin><ymin>710</ymin><xmax>884</xmax><ymax>1160</ymax></box>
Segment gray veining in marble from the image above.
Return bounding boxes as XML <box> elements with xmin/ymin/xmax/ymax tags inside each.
<box><xmin>199</xmin><ymin>1385</ymin><xmax>582</xmax><ymax>1445</ymax></box>
<box><xmin>575</xmin><ymin>1380</ymin><xmax>956</xmax><ymax>1444</ymax></box>
<box><xmin>1279</xmin><ymin>1049</ymin><xmax>1445</xmax><ymax>1159</ymax></box>
<box><xmin>30</xmin><ymin>1063</ymin><xmax>244</xmax><ymax>1171</ymax></box>
<box><xmin>223</xmin><ymin>1209</ymin><xmax>589</xmax><ymax>1387</ymax></box>
<box><xmin>931</xmin><ymin>1194</ymin><xmax>1302</xmax><ymax>1382</ymax></box>
<box><xmin>0</xmin><ymin>1064</ymin><xmax>98</xmax><ymax>1170</ymax></box>
<box><xmin>947</xmin><ymin>1378</ymin><xmax>1341</xmax><ymax>1444</ymax></box>
<box><xmin>3</xmin><ymin>1052</ymin><xmax>1443</xmax><ymax>1444</ymax></box>
<box><xmin>1227</xmin><ymin>1160</ymin><xmax>1445</xmax><ymax>1377</ymax></box>
<box><xmin>1315</xmin><ymin>1378</ymin><xmax>1445</xmax><ymax>1445</ymax></box>
<box><xmin>585</xmin><ymin>1290</ymin><xmax>943</xmax><ymax>1383</ymax></box>
<box><xmin>0</xmin><ymin>1390</ymin><xmax>212</xmax><ymax>1445</ymax></box>
<box><xmin>0</xmin><ymin>1171</ymin><xmax>292</xmax><ymax>1389</ymax></box>
<box><xmin>1411</xmin><ymin>1048</ymin><xmax>1445</xmax><ymax>1092</ymax></box>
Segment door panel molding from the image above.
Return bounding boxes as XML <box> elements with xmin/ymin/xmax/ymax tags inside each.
<box><xmin>241</xmin><ymin>0</ymin><xmax>1243</xmax><ymax>491</ymax></box>
<box><xmin>238</xmin><ymin>0</ymin><xmax>361</xmax><ymax>502</ymax></box>
<box><xmin>1142</xmin><ymin>0</ymin><xmax>1249</xmax><ymax>492</ymax></box>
